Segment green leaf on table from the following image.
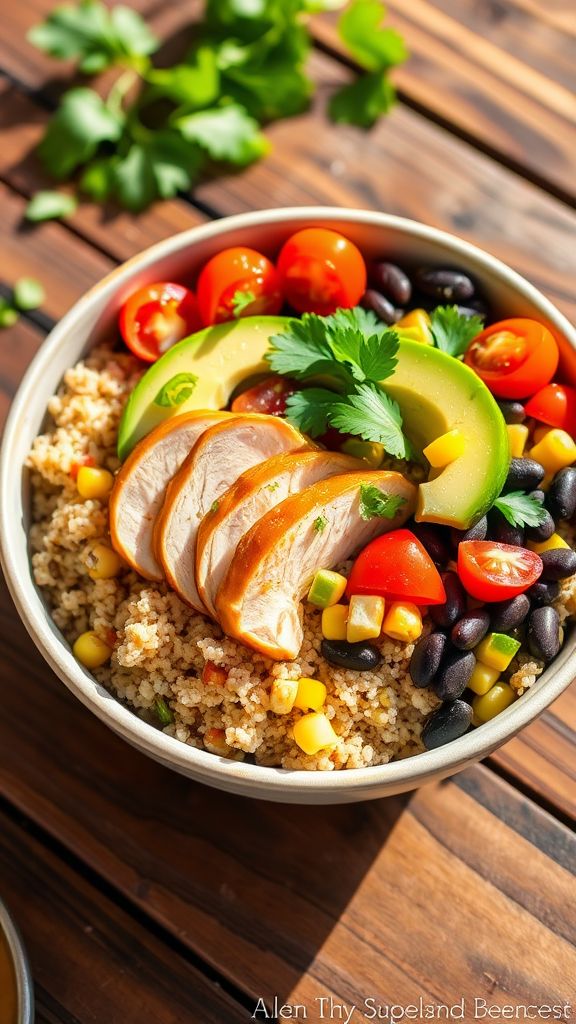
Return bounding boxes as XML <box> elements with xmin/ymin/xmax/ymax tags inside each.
<box><xmin>112</xmin><ymin>132</ymin><xmax>202</xmax><ymax>211</ymax></box>
<box><xmin>25</xmin><ymin>190</ymin><xmax>78</xmax><ymax>222</ymax></box>
<box><xmin>429</xmin><ymin>305</ymin><xmax>484</xmax><ymax>358</ymax></box>
<box><xmin>284</xmin><ymin>388</ymin><xmax>337</xmax><ymax>437</ymax></box>
<box><xmin>493</xmin><ymin>491</ymin><xmax>548</xmax><ymax>529</ymax></box>
<box><xmin>79</xmin><ymin>157</ymin><xmax>117</xmax><ymax>202</ymax></box>
<box><xmin>359</xmin><ymin>482</ymin><xmax>406</xmax><ymax>521</ymax></box>
<box><xmin>13</xmin><ymin>278</ymin><xmax>45</xmax><ymax>311</ymax></box>
<box><xmin>147</xmin><ymin>47</ymin><xmax>220</xmax><ymax>108</ymax></box>
<box><xmin>38</xmin><ymin>88</ymin><xmax>123</xmax><ymax>179</ymax></box>
<box><xmin>329</xmin><ymin>382</ymin><xmax>411</xmax><ymax>459</ymax></box>
<box><xmin>0</xmin><ymin>301</ymin><xmax>20</xmax><ymax>329</ymax></box>
<box><xmin>28</xmin><ymin>0</ymin><xmax>158</xmax><ymax>73</ymax></box>
<box><xmin>176</xmin><ymin>104</ymin><xmax>269</xmax><ymax>165</ymax></box>
<box><xmin>329</xmin><ymin>72</ymin><xmax>396</xmax><ymax>128</ymax></box>
<box><xmin>338</xmin><ymin>0</ymin><xmax>408</xmax><ymax>71</ymax></box>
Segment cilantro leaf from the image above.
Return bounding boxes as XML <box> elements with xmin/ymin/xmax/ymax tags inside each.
<box><xmin>175</xmin><ymin>104</ymin><xmax>269</xmax><ymax>165</ymax></box>
<box><xmin>429</xmin><ymin>305</ymin><xmax>484</xmax><ymax>358</ymax></box>
<box><xmin>329</xmin><ymin>72</ymin><xmax>396</xmax><ymax>128</ymax></box>
<box><xmin>493</xmin><ymin>491</ymin><xmax>548</xmax><ymax>529</ymax></box>
<box><xmin>359</xmin><ymin>483</ymin><xmax>406</xmax><ymax>521</ymax></box>
<box><xmin>109</xmin><ymin>132</ymin><xmax>201</xmax><ymax>211</ymax></box>
<box><xmin>325</xmin><ymin>306</ymin><xmax>390</xmax><ymax>340</ymax></box>
<box><xmin>329</xmin><ymin>383</ymin><xmax>411</xmax><ymax>460</ymax></box>
<box><xmin>13</xmin><ymin>278</ymin><xmax>45</xmax><ymax>311</ymax></box>
<box><xmin>25</xmin><ymin>190</ymin><xmax>78</xmax><ymax>222</ymax></box>
<box><xmin>147</xmin><ymin>48</ymin><xmax>219</xmax><ymax>108</ymax></box>
<box><xmin>284</xmin><ymin>388</ymin><xmax>337</xmax><ymax>437</ymax></box>
<box><xmin>28</xmin><ymin>0</ymin><xmax>158</xmax><ymax>73</ymax></box>
<box><xmin>328</xmin><ymin>326</ymin><xmax>398</xmax><ymax>381</ymax></box>
<box><xmin>37</xmin><ymin>88</ymin><xmax>123</xmax><ymax>180</ymax></box>
<box><xmin>338</xmin><ymin>0</ymin><xmax>408</xmax><ymax>72</ymax></box>
<box><xmin>266</xmin><ymin>316</ymin><xmax>335</xmax><ymax>378</ymax></box>
<box><xmin>313</xmin><ymin>514</ymin><xmax>328</xmax><ymax>533</ymax></box>
<box><xmin>231</xmin><ymin>290</ymin><xmax>256</xmax><ymax>316</ymax></box>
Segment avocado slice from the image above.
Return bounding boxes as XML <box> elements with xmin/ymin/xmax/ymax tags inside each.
<box><xmin>117</xmin><ymin>315</ymin><xmax>290</xmax><ymax>460</ymax></box>
<box><xmin>385</xmin><ymin>340</ymin><xmax>510</xmax><ymax>529</ymax></box>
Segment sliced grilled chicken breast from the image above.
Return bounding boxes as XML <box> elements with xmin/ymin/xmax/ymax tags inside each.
<box><xmin>196</xmin><ymin>450</ymin><xmax>363</xmax><ymax>618</ymax></box>
<box><xmin>109</xmin><ymin>411</ymin><xmax>232</xmax><ymax>580</ymax></box>
<box><xmin>155</xmin><ymin>414</ymin><xmax>310</xmax><ymax>612</ymax></box>
<box><xmin>216</xmin><ymin>471</ymin><xmax>416</xmax><ymax>661</ymax></box>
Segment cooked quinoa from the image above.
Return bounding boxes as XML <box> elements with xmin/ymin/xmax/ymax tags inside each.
<box><xmin>27</xmin><ymin>348</ymin><xmax>576</xmax><ymax>769</ymax></box>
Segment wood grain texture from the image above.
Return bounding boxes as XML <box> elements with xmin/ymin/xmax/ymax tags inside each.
<box><xmin>311</xmin><ymin>0</ymin><xmax>576</xmax><ymax>201</ymax></box>
<box><xmin>0</xmin><ymin>809</ymin><xmax>243</xmax><ymax>1024</ymax></box>
<box><xmin>0</xmin><ymin>601</ymin><xmax>574</xmax><ymax>1016</ymax></box>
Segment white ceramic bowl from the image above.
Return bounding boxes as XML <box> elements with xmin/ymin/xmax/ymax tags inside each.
<box><xmin>0</xmin><ymin>897</ymin><xmax>34</xmax><ymax>1024</ymax></box>
<box><xmin>2</xmin><ymin>207</ymin><xmax>575</xmax><ymax>804</ymax></box>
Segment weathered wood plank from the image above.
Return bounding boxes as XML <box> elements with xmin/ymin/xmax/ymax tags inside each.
<box><xmin>311</xmin><ymin>0</ymin><xmax>576</xmax><ymax>201</ymax></box>
<box><xmin>0</xmin><ymin>809</ymin><xmax>244</xmax><ymax>1024</ymax></box>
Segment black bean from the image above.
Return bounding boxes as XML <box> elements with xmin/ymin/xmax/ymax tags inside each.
<box><xmin>527</xmin><ymin>580</ymin><xmax>560</xmax><ymax>606</ymax></box>
<box><xmin>429</xmin><ymin>572</ymin><xmax>467</xmax><ymax>629</ymax></box>
<box><xmin>451</xmin><ymin>610</ymin><xmax>490</xmax><ymax>651</ymax></box>
<box><xmin>361</xmin><ymin>289</ymin><xmax>400</xmax><ymax>326</ymax></box>
<box><xmin>497</xmin><ymin>401</ymin><xmax>526</xmax><ymax>425</ymax></box>
<box><xmin>490</xmin><ymin>594</ymin><xmax>530</xmax><ymax>632</ymax></box>
<box><xmin>321</xmin><ymin>639</ymin><xmax>381</xmax><ymax>672</ymax></box>
<box><xmin>409</xmin><ymin>632</ymin><xmax>447</xmax><ymax>688</ymax></box>
<box><xmin>461</xmin><ymin>516</ymin><xmax>488</xmax><ymax>543</ymax></box>
<box><xmin>434</xmin><ymin>650</ymin><xmax>476</xmax><ymax>700</ymax></box>
<box><xmin>525</xmin><ymin>510</ymin><xmax>555</xmax><ymax>543</ymax></box>
<box><xmin>489</xmin><ymin>509</ymin><xmax>524</xmax><ymax>547</ymax></box>
<box><xmin>422</xmin><ymin>699</ymin><xmax>473</xmax><ymax>750</ymax></box>
<box><xmin>547</xmin><ymin>467</ymin><xmax>576</xmax><ymax>521</ymax></box>
<box><xmin>372</xmin><ymin>262</ymin><xmax>412</xmax><ymax>306</ymax></box>
<box><xmin>466</xmin><ymin>297</ymin><xmax>489</xmax><ymax>318</ymax></box>
<box><xmin>503</xmin><ymin>457</ymin><xmax>545</xmax><ymax>492</ymax></box>
<box><xmin>529</xmin><ymin>489</ymin><xmax>546</xmax><ymax>505</ymax></box>
<box><xmin>527</xmin><ymin>606</ymin><xmax>561</xmax><ymax>663</ymax></box>
<box><xmin>539</xmin><ymin>548</ymin><xmax>576</xmax><ymax>581</ymax></box>
<box><xmin>411</xmin><ymin>522</ymin><xmax>451</xmax><ymax>565</ymax></box>
<box><xmin>415</xmin><ymin>267</ymin><xmax>475</xmax><ymax>303</ymax></box>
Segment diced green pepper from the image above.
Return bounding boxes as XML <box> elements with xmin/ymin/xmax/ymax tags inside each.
<box><xmin>307</xmin><ymin>569</ymin><xmax>347</xmax><ymax>609</ymax></box>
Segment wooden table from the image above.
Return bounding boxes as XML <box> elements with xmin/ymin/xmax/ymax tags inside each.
<box><xmin>1</xmin><ymin>3</ymin><xmax>575</xmax><ymax>1021</ymax></box>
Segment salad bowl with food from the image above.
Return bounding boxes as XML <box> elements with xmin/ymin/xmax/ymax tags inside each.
<box><xmin>2</xmin><ymin>208</ymin><xmax>576</xmax><ymax>804</ymax></box>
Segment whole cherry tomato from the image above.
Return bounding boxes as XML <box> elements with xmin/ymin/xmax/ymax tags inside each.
<box><xmin>346</xmin><ymin>529</ymin><xmax>447</xmax><ymax>606</ymax></box>
<box><xmin>524</xmin><ymin>383</ymin><xmax>576</xmax><ymax>438</ymax></box>
<box><xmin>196</xmin><ymin>247</ymin><xmax>283</xmax><ymax>326</ymax></box>
<box><xmin>231</xmin><ymin>376</ymin><xmax>297</xmax><ymax>416</ymax></box>
<box><xmin>276</xmin><ymin>228</ymin><xmax>367</xmax><ymax>316</ymax></box>
<box><xmin>458</xmin><ymin>541</ymin><xmax>542</xmax><ymax>601</ymax></box>
<box><xmin>464</xmin><ymin>318</ymin><xmax>559</xmax><ymax>399</ymax></box>
<box><xmin>119</xmin><ymin>282</ymin><xmax>201</xmax><ymax>362</ymax></box>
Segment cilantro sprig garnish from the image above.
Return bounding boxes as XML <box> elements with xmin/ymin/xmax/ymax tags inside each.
<box><xmin>429</xmin><ymin>305</ymin><xmax>484</xmax><ymax>358</ymax></box>
<box><xmin>359</xmin><ymin>484</ymin><xmax>406</xmax><ymax>521</ymax></box>
<box><xmin>493</xmin><ymin>491</ymin><xmax>548</xmax><ymax>529</ymax></box>
<box><xmin>26</xmin><ymin>0</ymin><xmax>407</xmax><ymax>217</ymax></box>
<box><xmin>268</xmin><ymin>307</ymin><xmax>411</xmax><ymax>459</ymax></box>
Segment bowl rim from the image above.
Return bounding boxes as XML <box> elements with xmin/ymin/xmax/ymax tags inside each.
<box><xmin>2</xmin><ymin>205</ymin><xmax>576</xmax><ymax>796</ymax></box>
<box><xmin>0</xmin><ymin>896</ymin><xmax>34</xmax><ymax>1024</ymax></box>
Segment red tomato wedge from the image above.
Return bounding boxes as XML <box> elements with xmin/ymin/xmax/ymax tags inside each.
<box><xmin>276</xmin><ymin>228</ymin><xmax>367</xmax><ymax>316</ymax></box>
<box><xmin>464</xmin><ymin>318</ymin><xmax>559</xmax><ymax>399</ymax></box>
<box><xmin>458</xmin><ymin>541</ymin><xmax>542</xmax><ymax>601</ymax></box>
<box><xmin>196</xmin><ymin>247</ymin><xmax>282</xmax><ymax>326</ymax></box>
<box><xmin>346</xmin><ymin>529</ymin><xmax>447</xmax><ymax>606</ymax></box>
<box><xmin>231</xmin><ymin>376</ymin><xmax>296</xmax><ymax>416</ymax></box>
<box><xmin>119</xmin><ymin>282</ymin><xmax>201</xmax><ymax>362</ymax></box>
<box><xmin>524</xmin><ymin>383</ymin><xmax>576</xmax><ymax>438</ymax></box>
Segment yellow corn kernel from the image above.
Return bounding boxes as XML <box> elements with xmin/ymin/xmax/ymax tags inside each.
<box><xmin>396</xmin><ymin>308</ymin><xmax>432</xmax><ymax>344</ymax></box>
<box><xmin>528</xmin><ymin>532</ymin><xmax>569</xmax><ymax>554</ymax></box>
<box><xmin>269</xmin><ymin>678</ymin><xmax>298</xmax><ymax>715</ymax></box>
<box><xmin>472</xmin><ymin>683</ymin><xmax>516</xmax><ymax>723</ymax></box>
<box><xmin>468</xmin><ymin>662</ymin><xmax>500</xmax><ymax>696</ymax></box>
<box><xmin>293</xmin><ymin>712</ymin><xmax>338</xmax><ymax>755</ymax></box>
<box><xmin>85</xmin><ymin>542</ymin><xmax>123</xmax><ymax>580</ymax></box>
<box><xmin>529</xmin><ymin>429</ymin><xmax>576</xmax><ymax>476</ymax></box>
<box><xmin>347</xmin><ymin>595</ymin><xmax>385</xmax><ymax>643</ymax></box>
<box><xmin>506</xmin><ymin>424</ymin><xmax>529</xmax><ymax>458</ymax></box>
<box><xmin>475</xmin><ymin>632</ymin><xmax>520</xmax><ymax>672</ymax></box>
<box><xmin>532</xmin><ymin>425</ymin><xmax>552</xmax><ymax>444</ymax></box>
<box><xmin>73</xmin><ymin>630</ymin><xmax>112</xmax><ymax>669</ymax></box>
<box><xmin>423</xmin><ymin>429</ymin><xmax>465</xmax><ymax>468</ymax></box>
<box><xmin>321</xmin><ymin>604</ymin><xmax>348</xmax><ymax>641</ymax></box>
<box><xmin>341</xmin><ymin>439</ymin><xmax>384</xmax><ymax>468</ymax></box>
<box><xmin>294</xmin><ymin>677</ymin><xmax>327</xmax><ymax>712</ymax></box>
<box><xmin>382</xmin><ymin>602</ymin><xmax>423</xmax><ymax>643</ymax></box>
<box><xmin>77</xmin><ymin>466</ymin><xmax>114</xmax><ymax>500</ymax></box>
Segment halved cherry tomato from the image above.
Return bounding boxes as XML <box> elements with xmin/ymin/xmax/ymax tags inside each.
<box><xmin>346</xmin><ymin>529</ymin><xmax>447</xmax><ymax>606</ymax></box>
<box><xmin>196</xmin><ymin>247</ymin><xmax>283</xmax><ymax>326</ymax></box>
<box><xmin>524</xmin><ymin>383</ymin><xmax>576</xmax><ymax>438</ymax></box>
<box><xmin>231</xmin><ymin>375</ymin><xmax>297</xmax><ymax>416</ymax></box>
<box><xmin>276</xmin><ymin>228</ymin><xmax>367</xmax><ymax>316</ymax></box>
<box><xmin>464</xmin><ymin>318</ymin><xmax>559</xmax><ymax>399</ymax></box>
<box><xmin>119</xmin><ymin>282</ymin><xmax>201</xmax><ymax>363</ymax></box>
<box><xmin>458</xmin><ymin>541</ymin><xmax>542</xmax><ymax>601</ymax></box>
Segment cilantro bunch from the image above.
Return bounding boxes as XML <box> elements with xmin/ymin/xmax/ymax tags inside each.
<box><xmin>266</xmin><ymin>307</ymin><xmax>412</xmax><ymax>459</ymax></box>
<box><xmin>26</xmin><ymin>0</ymin><xmax>408</xmax><ymax>218</ymax></box>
